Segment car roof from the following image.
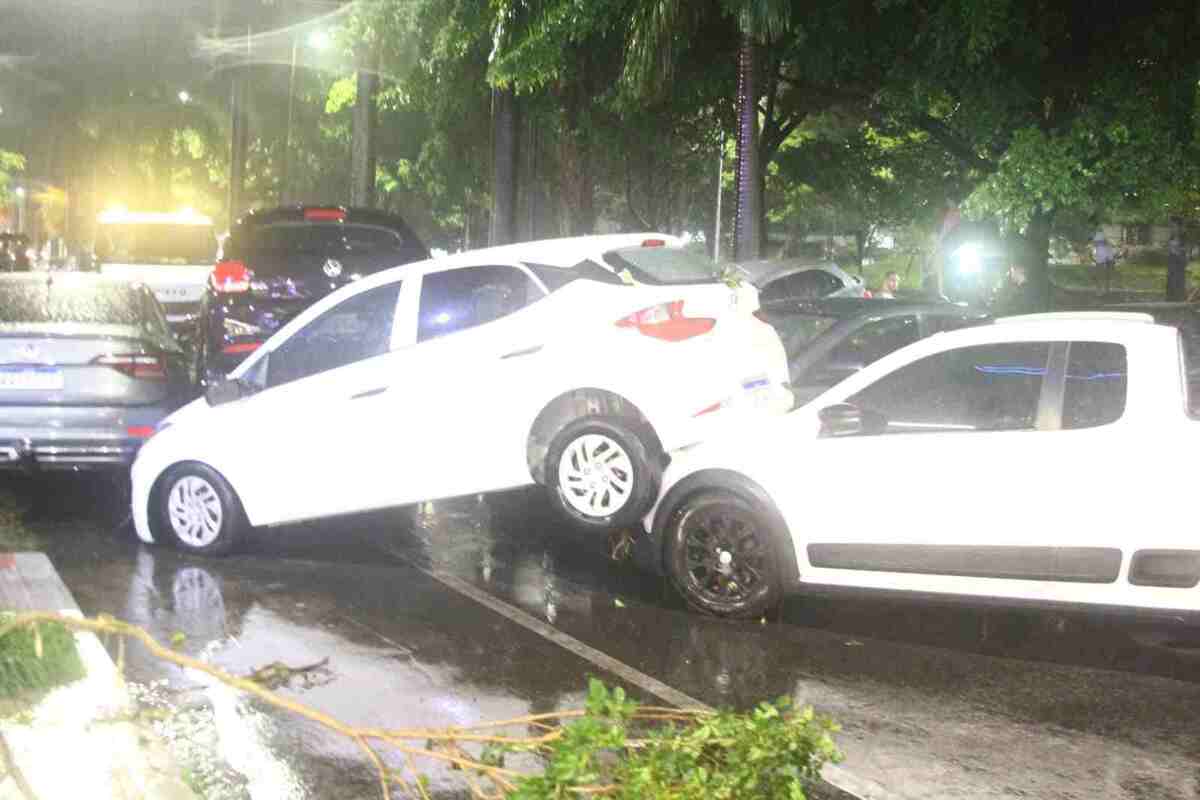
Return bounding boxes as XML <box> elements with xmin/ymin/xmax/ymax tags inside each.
<box><xmin>235</xmin><ymin>205</ymin><xmax>416</xmax><ymax>231</ymax></box>
<box><xmin>430</xmin><ymin>232</ymin><xmax>682</xmax><ymax>270</ymax></box>
<box><xmin>765</xmin><ymin>296</ymin><xmax>989</xmax><ymax>319</ymax></box>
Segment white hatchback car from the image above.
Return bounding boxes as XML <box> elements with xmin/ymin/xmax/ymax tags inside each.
<box><xmin>131</xmin><ymin>236</ymin><xmax>792</xmax><ymax>553</ymax></box>
<box><xmin>643</xmin><ymin>313</ymin><xmax>1200</xmax><ymax>620</ymax></box>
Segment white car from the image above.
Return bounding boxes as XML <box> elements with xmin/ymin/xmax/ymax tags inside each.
<box><xmin>131</xmin><ymin>236</ymin><xmax>792</xmax><ymax>554</ymax></box>
<box><xmin>642</xmin><ymin>312</ymin><xmax>1200</xmax><ymax>620</ymax></box>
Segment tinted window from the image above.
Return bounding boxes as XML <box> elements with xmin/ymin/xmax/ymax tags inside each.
<box><xmin>760</xmin><ymin>270</ymin><xmax>841</xmax><ymax>304</ymax></box>
<box><xmin>601</xmin><ymin>248</ymin><xmax>717</xmax><ymax>285</ymax></box>
<box><xmin>0</xmin><ymin>281</ymin><xmax>145</xmax><ymax>326</ymax></box>
<box><xmin>418</xmin><ymin>265</ymin><xmax>543</xmax><ymax>342</ymax></box>
<box><xmin>233</xmin><ymin>224</ymin><xmax>408</xmax><ymax>258</ymax></box>
<box><xmin>1062</xmin><ymin>341</ymin><xmax>1127</xmax><ymax>429</ymax></box>
<box><xmin>807</xmin><ymin>315</ymin><xmax>920</xmax><ymax>385</ymax></box>
<box><xmin>267</xmin><ymin>282</ymin><xmax>402</xmax><ymax>388</ymax></box>
<box><xmin>924</xmin><ymin>313</ymin><xmax>988</xmax><ymax>335</ymax></box>
<box><xmin>847</xmin><ymin>341</ymin><xmax>1051</xmax><ymax>433</ymax></box>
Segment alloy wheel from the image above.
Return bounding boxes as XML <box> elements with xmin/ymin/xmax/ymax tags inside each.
<box><xmin>166</xmin><ymin>476</ymin><xmax>224</xmax><ymax>548</ymax></box>
<box><xmin>557</xmin><ymin>433</ymin><xmax>635</xmax><ymax>518</ymax></box>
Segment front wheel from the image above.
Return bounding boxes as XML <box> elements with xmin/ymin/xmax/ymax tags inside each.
<box><xmin>152</xmin><ymin>463</ymin><xmax>246</xmax><ymax>556</ymax></box>
<box><xmin>545</xmin><ymin>417</ymin><xmax>662</xmax><ymax>531</ymax></box>
<box><xmin>664</xmin><ymin>490</ymin><xmax>782</xmax><ymax>619</ymax></box>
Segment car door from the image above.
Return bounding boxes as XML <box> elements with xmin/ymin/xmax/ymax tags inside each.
<box><xmin>385</xmin><ymin>263</ymin><xmax>552</xmax><ymax>504</ymax></box>
<box><xmin>799</xmin><ymin>338</ymin><xmax>1108</xmax><ymax>601</ymax></box>
<box><xmin>220</xmin><ymin>279</ymin><xmax>408</xmax><ymax>525</ymax></box>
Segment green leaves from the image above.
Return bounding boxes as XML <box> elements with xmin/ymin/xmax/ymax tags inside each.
<box><xmin>505</xmin><ymin>681</ymin><xmax>840</xmax><ymax>800</ymax></box>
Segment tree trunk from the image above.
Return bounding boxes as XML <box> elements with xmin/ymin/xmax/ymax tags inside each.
<box><xmin>1024</xmin><ymin>206</ymin><xmax>1054</xmax><ymax>312</ymax></box>
<box><xmin>490</xmin><ymin>87</ymin><xmax>519</xmax><ymax>246</ymax></box>
<box><xmin>855</xmin><ymin>230</ymin><xmax>867</xmax><ymax>269</ymax></box>
<box><xmin>228</xmin><ymin>71</ymin><xmax>249</xmax><ymax>227</ymax></box>
<box><xmin>733</xmin><ymin>32</ymin><xmax>762</xmax><ymax>262</ymax></box>
<box><xmin>350</xmin><ymin>62</ymin><xmax>378</xmax><ymax>209</ymax></box>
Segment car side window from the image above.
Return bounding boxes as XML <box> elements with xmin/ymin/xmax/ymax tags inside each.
<box><xmin>924</xmin><ymin>313</ymin><xmax>986</xmax><ymax>335</ymax></box>
<box><xmin>417</xmin><ymin>265</ymin><xmax>543</xmax><ymax>342</ymax></box>
<box><xmin>847</xmin><ymin>341</ymin><xmax>1052</xmax><ymax>434</ymax></box>
<box><xmin>1062</xmin><ymin>341</ymin><xmax>1127</xmax><ymax>429</ymax></box>
<box><xmin>266</xmin><ymin>282</ymin><xmax>402</xmax><ymax>389</ymax></box>
<box><xmin>807</xmin><ymin>315</ymin><xmax>920</xmax><ymax>385</ymax></box>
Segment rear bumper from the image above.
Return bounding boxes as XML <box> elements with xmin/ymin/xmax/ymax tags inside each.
<box><xmin>0</xmin><ymin>435</ymin><xmax>145</xmax><ymax>471</ymax></box>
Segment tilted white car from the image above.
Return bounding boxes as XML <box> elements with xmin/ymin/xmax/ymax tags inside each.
<box><xmin>131</xmin><ymin>236</ymin><xmax>792</xmax><ymax>553</ymax></box>
<box><xmin>642</xmin><ymin>312</ymin><xmax>1200</xmax><ymax>620</ymax></box>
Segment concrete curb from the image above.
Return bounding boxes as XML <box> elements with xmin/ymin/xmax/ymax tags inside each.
<box><xmin>0</xmin><ymin>553</ymin><xmax>197</xmax><ymax>800</ymax></box>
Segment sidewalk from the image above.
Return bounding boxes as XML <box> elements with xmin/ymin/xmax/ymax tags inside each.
<box><xmin>0</xmin><ymin>553</ymin><xmax>196</xmax><ymax>800</ymax></box>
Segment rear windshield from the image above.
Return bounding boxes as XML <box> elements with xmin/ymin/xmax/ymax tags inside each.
<box><xmin>231</xmin><ymin>223</ymin><xmax>409</xmax><ymax>259</ymax></box>
<box><xmin>96</xmin><ymin>223</ymin><xmax>216</xmax><ymax>265</ymax></box>
<box><xmin>602</xmin><ymin>248</ymin><xmax>718</xmax><ymax>285</ymax></box>
<box><xmin>525</xmin><ymin>260</ymin><xmax>625</xmax><ymax>291</ymax></box>
<box><xmin>0</xmin><ymin>282</ymin><xmax>146</xmax><ymax>326</ymax></box>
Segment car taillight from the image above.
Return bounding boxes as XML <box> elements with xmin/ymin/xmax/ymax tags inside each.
<box><xmin>616</xmin><ymin>300</ymin><xmax>715</xmax><ymax>342</ymax></box>
<box><xmin>222</xmin><ymin>342</ymin><xmax>262</xmax><ymax>355</ymax></box>
<box><xmin>93</xmin><ymin>354</ymin><xmax>167</xmax><ymax>380</ymax></box>
<box><xmin>211</xmin><ymin>260</ymin><xmax>251</xmax><ymax>293</ymax></box>
<box><xmin>304</xmin><ymin>207</ymin><xmax>346</xmax><ymax>222</ymax></box>
<box><xmin>641</xmin><ymin>238</ymin><xmax>666</xmax><ymax>248</ymax></box>
<box><xmin>126</xmin><ymin>426</ymin><xmax>156</xmax><ymax>438</ymax></box>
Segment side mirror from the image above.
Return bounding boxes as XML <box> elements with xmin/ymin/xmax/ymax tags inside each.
<box><xmin>205</xmin><ymin>378</ymin><xmax>250</xmax><ymax>407</ymax></box>
<box><xmin>818</xmin><ymin>403</ymin><xmax>886</xmax><ymax>437</ymax></box>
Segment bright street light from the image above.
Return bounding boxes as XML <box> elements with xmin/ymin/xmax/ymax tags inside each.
<box><xmin>14</xmin><ymin>187</ymin><xmax>24</xmax><ymax>199</ymax></box>
<box><xmin>178</xmin><ymin>90</ymin><xmax>191</xmax><ymax>104</ymax></box>
<box><xmin>307</xmin><ymin>30</ymin><xmax>332</xmax><ymax>51</ymax></box>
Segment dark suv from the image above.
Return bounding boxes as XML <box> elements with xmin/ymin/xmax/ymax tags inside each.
<box><xmin>194</xmin><ymin>206</ymin><xmax>428</xmax><ymax>387</ymax></box>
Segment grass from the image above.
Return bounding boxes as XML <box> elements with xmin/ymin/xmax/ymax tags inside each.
<box><xmin>0</xmin><ymin>484</ymin><xmax>43</xmax><ymax>553</ymax></box>
<box><xmin>846</xmin><ymin>252</ymin><xmax>1200</xmax><ymax>298</ymax></box>
<box><xmin>0</xmin><ymin>614</ymin><xmax>86</xmax><ymax>709</ymax></box>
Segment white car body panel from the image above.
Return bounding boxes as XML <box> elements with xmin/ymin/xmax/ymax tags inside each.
<box><xmin>648</xmin><ymin>316</ymin><xmax>1200</xmax><ymax>615</ymax></box>
<box><xmin>132</xmin><ymin>236</ymin><xmax>790</xmax><ymax>541</ymax></box>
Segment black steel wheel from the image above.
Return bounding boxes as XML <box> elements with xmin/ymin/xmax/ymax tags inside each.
<box><xmin>665</xmin><ymin>490</ymin><xmax>781</xmax><ymax>618</ymax></box>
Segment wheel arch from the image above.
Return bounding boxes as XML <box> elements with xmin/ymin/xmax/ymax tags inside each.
<box><xmin>147</xmin><ymin>458</ymin><xmax>247</xmax><ymax>526</ymax></box>
<box><xmin>526</xmin><ymin>387</ymin><xmax>663</xmax><ymax>484</ymax></box>
<box><xmin>651</xmin><ymin>469</ymin><xmax>802</xmax><ymax>592</ymax></box>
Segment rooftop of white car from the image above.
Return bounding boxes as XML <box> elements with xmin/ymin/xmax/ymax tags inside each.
<box><xmin>433</xmin><ymin>232</ymin><xmax>681</xmax><ymax>268</ymax></box>
<box><xmin>995</xmin><ymin>311</ymin><xmax>1156</xmax><ymax>325</ymax></box>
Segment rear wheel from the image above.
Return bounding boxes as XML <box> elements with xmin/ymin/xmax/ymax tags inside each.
<box><xmin>152</xmin><ymin>463</ymin><xmax>245</xmax><ymax>556</ymax></box>
<box><xmin>545</xmin><ymin>417</ymin><xmax>661</xmax><ymax>531</ymax></box>
<box><xmin>664</xmin><ymin>490</ymin><xmax>781</xmax><ymax>619</ymax></box>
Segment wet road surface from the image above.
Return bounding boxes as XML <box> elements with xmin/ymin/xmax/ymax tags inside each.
<box><xmin>3</xmin><ymin>474</ymin><xmax>1199</xmax><ymax>799</ymax></box>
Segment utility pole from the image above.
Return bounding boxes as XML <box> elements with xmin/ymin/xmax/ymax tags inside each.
<box><xmin>713</xmin><ymin>133</ymin><xmax>724</xmax><ymax>262</ymax></box>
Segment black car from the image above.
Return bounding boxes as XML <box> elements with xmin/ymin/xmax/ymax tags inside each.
<box><xmin>0</xmin><ymin>273</ymin><xmax>190</xmax><ymax>471</ymax></box>
<box><xmin>0</xmin><ymin>233</ymin><xmax>32</xmax><ymax>272</ymax></box>
<box><xmin>756</xmin><ymin>297</ymin><xmax>991</xmax><ymax>405</ymax></box>
<box><xmin>195</xmin><ymin>206</ymin><xmax>428</xmax><ymax>387</ymax></box>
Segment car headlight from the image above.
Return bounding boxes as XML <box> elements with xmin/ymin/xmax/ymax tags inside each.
<box><xmin>954</xmin><ymin>243</ymin><xmax>983</xmax><ymax>275</ymax></box>
<box><xmin>223</xmin><ymin>317</ymin><xmax>263</xmax><ymax>337</ymax></box>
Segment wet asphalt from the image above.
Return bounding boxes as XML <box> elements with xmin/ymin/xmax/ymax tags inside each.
<box><xmin>3</xmin><ymin>474</ymin><xmax>1200</xmax><ymax>799</ymax></box>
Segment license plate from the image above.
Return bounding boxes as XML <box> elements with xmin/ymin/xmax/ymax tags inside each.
<box><xmin>0</xmin><ymin>366</ymin><xmax>64</xmax><ymax>391</ymax></box>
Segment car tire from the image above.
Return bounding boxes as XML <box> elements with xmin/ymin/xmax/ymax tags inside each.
<box><xmin>663</xmin><ymin>489</ymin><xmax>782</xmax><ymax>619</ymax></box>
<box><xmin>545</xmin><ymin>416</ymin><xmax>662</xmax><ymax>531</ymax></box>
<box><xmin>152</xmin><ymin>463</ymin><xmax>245</xmax><ymax>556</ymax></box>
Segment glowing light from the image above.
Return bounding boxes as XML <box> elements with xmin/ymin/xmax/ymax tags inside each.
<box><xmin>178</xmin><ymin>90</ymin><xmax>191</xmax><ymax>104</ymax></box>
<box><xmin>307</xmin><ymin>30</ymin><xmax>332</xmax><ymax>51</ymax></box>
<box><xmin>98</xmin><ymin>208</ymin><xmax>213</xmax><ymax>226</ymax></box>
<box><xmin>954</xmin><ymin>243</ymin><xmax>983</xmax><ymax>275</ymax></box>
<box><xmin>434</xmin><ymin>312</ymin><xmax>451</xmax><ymax>325</ymax></box>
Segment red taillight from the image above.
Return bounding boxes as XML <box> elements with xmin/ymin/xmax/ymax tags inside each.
<box><xmin>862</xmin><ymin>289</ymin><xmax>873</xmax><ymax>298</ymax></box>
<box><xmin>615</xmin><ymin>300</ymin><xmax>716</xmax><ymax>342</ymax></box>
<box><xmin>211</xmin><ymin>260</ymin><xmax>251</xmax><ymax>293</ymax></box>
<box><xmin>126</xmin><ymin>426</ymin><xmax>156</xmax><ymax>439</ymax></box>
<box><xmin>641</xmin><ymin>238</ymin><xmax>666</xmax><ymax>248</ymax></box>
<box><xmin>304</xmin><ymin>207</ymin><xmax>346</xmax><ymax>222</ymax></box>
<box><xmin>93</xmin><ymin>354</ymin><xmax>167</xmax><ymax>381</ymax></box>
<box><xmin>222</xmin><ymin>342</ymin><xmax>262</xmax><ymax>355</ymax></box>
<box><xmin>693</xmin><ymin>401</ymin><xmax>724</xmax><ymax>417</ymax></box>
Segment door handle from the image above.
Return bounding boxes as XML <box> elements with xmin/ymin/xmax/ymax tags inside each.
<box><xmin>350</xmin><ymin>386</ymin><xmax>389</xmax><ymax>400</ymax></box>
<box><xmin>500</xmin><ymin>344</ymin><xmax>544</xmax><ymax>360</ymax></box>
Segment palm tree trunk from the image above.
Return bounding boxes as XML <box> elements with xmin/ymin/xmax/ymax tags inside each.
<box><xmin>490</xmin><ymin>87</ymin><xmax>519</xmax><ymax>246</ymax></box>
<box><xmin>733</xmin><ymin>32</ymin><xmax>762</xmax><ymax>261</ymax></box>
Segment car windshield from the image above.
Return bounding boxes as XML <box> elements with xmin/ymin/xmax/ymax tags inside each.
<box><xmin>602</xmin><ymin>248</ymin><xmax>718</xmax><ymax>285</ymax></box>
<box><xmin>96</xmin><ymin>223</ymin><xmax>215</xmax><ymax>265</ymax></box>
<box><xmin>0</xmin><ymin>282</ymin><xmax>144</xmax><ymax>326</ymax></box>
